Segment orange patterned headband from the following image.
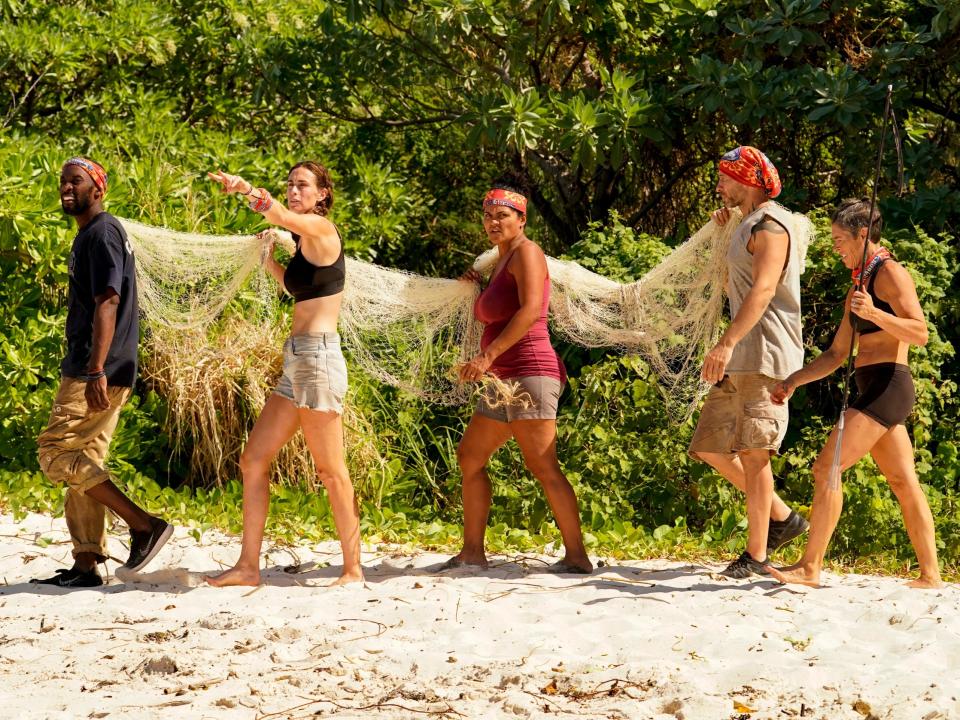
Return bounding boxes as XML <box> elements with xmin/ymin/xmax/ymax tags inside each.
<box><xmin>718</xmin><ymin>146</ymin><xmax>781</xmax><ymax>198</ymax></box>
<box><xmin>63</xmin><ymin>157</ymin><xmax>108</xmax><ymax>193</ymax></box>
<box><xmin>483</xmin><ymin>188</ymin><xmax>527</xmax><ymax>214</ymax></box>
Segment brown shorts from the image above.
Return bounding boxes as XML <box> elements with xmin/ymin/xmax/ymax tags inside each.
<box><xmin>688</xmin><ymin>372</ymin><xmax>789</xmax><ymax>459</ymax></box>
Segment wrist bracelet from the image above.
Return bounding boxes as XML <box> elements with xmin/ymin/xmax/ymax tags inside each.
<box><xmin>241</xmin><ymin>183</ymin><xmax>254</xmax><ymax>196</ymax></box>
<box><xmin>80</xmin><ymin>370</ymin><xmax>106</xmax><ymax>382</ymax></box>
<box><xmin>248</xmin><ymin>189</ymin><xmax>273</xmax><ymax>214</ymax></box>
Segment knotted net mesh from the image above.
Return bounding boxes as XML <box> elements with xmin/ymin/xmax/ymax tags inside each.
<box><xmin>121</xmin><ymin>204</ymin><xmax>812</xmax><ymax>484</ymax></box>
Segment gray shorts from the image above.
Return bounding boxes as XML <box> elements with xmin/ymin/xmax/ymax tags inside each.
<box><xmin>274</xmin><ymin>332</ymin><xmax>347</xmax><ymax>414</ymax></box>
<box><xmin>476</xmin><ymin>375</ymin><xmax>563</xmax><ymax>422</ymax></box>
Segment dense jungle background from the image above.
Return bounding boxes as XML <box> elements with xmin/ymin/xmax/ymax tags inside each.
<box><xmin>1</xmin><ymin>0</ymin><xmax>958</xmax><ymax>572</ymax></box>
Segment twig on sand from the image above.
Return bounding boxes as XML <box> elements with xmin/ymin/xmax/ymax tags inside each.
<box><xmin>489</xmin><ymin>554</ymin><xmax>551</xmax><ymax>569</ymax></box>
<box><xmin>337</xmin><ymin>618</ymin><xmax>389</xmax><ymax>638</ymax></box>
<box><xmin>576</xmin><ymin>677</ymin><xmax>653</xmax><ymax>700</ymax></box>
<box><xmin>476</xmin><ymin>579</ymin><xmax>594</xmax><ymax>602</ymax></box>
<box><xmin>163</xmin><ymin>676</ymin><xmax>227</xmax><ymax>695</ymax></box>
<box><xmin>595</xmin><ymin>575</ymin><xmax>657</xmax><ymax>588</ymax></box>
<box><xmin>522</xmin><ymin>689</ymin><xmax>575</xmax><ymax>714</ymax></box>
<box><xmin>309</xmin><ymin>618</ymin><xmax>392</xmax><ymax>652</ymax></box>
<box><xmin>256</xmin><ymin>696</ymin><xmax>465</xmax><ymax>719</ymax></box>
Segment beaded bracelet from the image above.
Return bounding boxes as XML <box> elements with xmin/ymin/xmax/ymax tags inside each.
<box><xmin>248</xmin><ymin>189</ymin><xmax>273</xmax><ymax>214</ymax></box>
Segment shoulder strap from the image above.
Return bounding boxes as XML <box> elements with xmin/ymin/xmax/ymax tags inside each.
<box><xmin>490</xmin><ymin>247</ymin><xmax>520</xmax><ymax>282</ymax></box>
<box><xmin>867</xmin><ymin>257</ymin><xmax>888</xmax><ymax>294</ymax></box>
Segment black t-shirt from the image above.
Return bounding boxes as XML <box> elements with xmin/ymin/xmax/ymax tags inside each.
<box><xmin>61</xmin><ymin>212</ymin><xmax>139</xmax><ymax>387</ymax></box>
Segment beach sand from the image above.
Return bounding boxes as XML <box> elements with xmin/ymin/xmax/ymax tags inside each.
<box><xmin>0</xmin><ymin>510</ymin><xmax>957</xmax><ymax>720</ymax></box>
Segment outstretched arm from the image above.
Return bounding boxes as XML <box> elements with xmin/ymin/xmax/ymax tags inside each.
<box><xmin>207</xmin><ymin>169</ymin><xmax>338</xmax><ymax>248</ymax></box>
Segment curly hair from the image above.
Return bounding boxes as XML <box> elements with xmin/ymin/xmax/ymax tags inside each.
<box><xmin>289</xmin><ymin>161</ymin><xmax>334</xmax><ymax>216</ymax></box>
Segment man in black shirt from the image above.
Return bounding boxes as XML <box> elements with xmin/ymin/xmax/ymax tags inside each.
<box><xmin>31</xmin><ymin>157</ymin><xmax>173</xmax><ymax>588</ymax></box>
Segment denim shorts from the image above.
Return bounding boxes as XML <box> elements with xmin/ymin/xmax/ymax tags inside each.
<box><xmin>476</xmin><ymin>375</ymin><xmax>563</xmax><ymax>422</ymax></box>
<box><xmin>273</xmin><ymin>332</ymin><xmax>347</xmax><ymax>414</ymax></box>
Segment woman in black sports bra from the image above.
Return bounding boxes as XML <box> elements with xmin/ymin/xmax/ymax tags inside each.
<box><xmin>769</xmin><ymin>198</ymin><xmax>941</xmax><ymax>589</ymax></box>
<box><xmin>204</xmin><ymin>162</ymin><xmax>363</xmax><ymax>588</ymax></box>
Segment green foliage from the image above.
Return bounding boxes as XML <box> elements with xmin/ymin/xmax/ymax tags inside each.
<box><xmin>565</xmin><ymin>211</ymin><xmax>671</xmax><ymax>282</ymax></box>
<box><xmin>0</xmin><ymin>0</ymin><xmax>958</xmax><ymax>579</ymax></box>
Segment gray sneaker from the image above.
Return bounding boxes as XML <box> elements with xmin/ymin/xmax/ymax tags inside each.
<box><xmin>123</xmin><ymin>517</ymin><xmax>173</xmax><ymax>573</ymax></box>
<box><xmin>721</xmin><ymin>551</ymin><xmax>771</xmax><ymax>579</ymax></box>
<box><xmin>767</xmin><ymin>510</ymin><xmax>810</xmax><ymax>552</ymax></box>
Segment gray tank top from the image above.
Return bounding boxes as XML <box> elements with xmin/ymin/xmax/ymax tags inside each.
<box><xmin>725</xmin><ymin>203</ymin><xmax>804</xmax><ymax>379</ymax></box>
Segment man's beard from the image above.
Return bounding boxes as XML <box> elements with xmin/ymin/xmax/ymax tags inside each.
<box><xmin>61</xmin><ymin>194</ymin><xmax>92</xmax><ymax>216</ymax></box>
<box><xmin>719</xmin><ymin>191</ymin><xmax>743</xmax><ymax>209</ymax></box>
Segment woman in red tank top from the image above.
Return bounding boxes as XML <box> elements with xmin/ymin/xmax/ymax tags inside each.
<box><xmin>439</xmin><ymin>175</ymin><xmax>592</xmax><ymax>575</ymax></box>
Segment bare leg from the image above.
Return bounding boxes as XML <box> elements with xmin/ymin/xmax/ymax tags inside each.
<box><xmin>769</xmin><ymin>410</ymin><xmax>888</xmax><ymax>587</ymax></box>
<box><xmin>870</xmin><ymin>425</ymin><xmax>943</xmax><ymax>589</ymax></box>
<box><xmin>696</xmin><ymin>451</ymin><xmax>792</xmax><ymax>522</ymax></box>
<box><xmin>84</xmin><ymin>480</ymin><xmax>153</xmax><ymax>533</ymax></box>
<box><xmin>299</xmin><ymin>408</ymin><xmax>364</xmax><ymax>586</ymax></box>
<box><xmin>512</xmin><ymin>419</ymin><xmax>592</xmax><ymax>572</ymax></box>
<box><xmin>447</xmin><ymin>414</ymin><xmax>513</xmax><ymax>568</ymax></box>
<box><xmin>740</xmin><ymin>449</ymin><xmax>775</xmax><ymax>561</ymax></box>
<box><xmin>205</xmin><ymin>395</ymin><xmax>299</xmax><ymax>587</ymax></box>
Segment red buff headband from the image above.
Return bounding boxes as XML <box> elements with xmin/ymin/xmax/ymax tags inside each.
<box><xmin>718</xmin><ymin>146</ymin><xmax>782</xmax><ymax>199</ymax></box>
<box><xmin>64</xmin><ymin>157</ymin><xmax>108</xmax><ymax>193</ymax></box>
<box><xmin>483</xmin><ymin>188</ymin><xmax>527</xmax><ymax>214</ymax></box>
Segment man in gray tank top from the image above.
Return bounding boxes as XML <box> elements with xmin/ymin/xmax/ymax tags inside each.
<box><xmin>688</xmin><ymin>146</ymin><xmax>809</xmax><ymax>578</ymax></box>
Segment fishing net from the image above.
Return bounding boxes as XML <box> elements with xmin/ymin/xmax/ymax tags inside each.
<box><xmin>121</xmin><ymin>204</ymin><xmax>812</xmax><ymax>483</ymax></box>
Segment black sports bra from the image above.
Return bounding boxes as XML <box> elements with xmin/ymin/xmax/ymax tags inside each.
<box><xmin>853</xmin><ymin>260</ymin><xmax>897</xmax><ymax>335</ymax></box>
<box><xmin>283</xmin><ymin>228</ymin><xmax>345</xmax><ymax>302</ymax></box>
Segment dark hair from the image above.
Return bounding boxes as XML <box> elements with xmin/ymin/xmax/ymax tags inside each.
<box><xmin>491</xmin><ymin>171</ymin><xmax>531</xmax><ymax>198</ymax></box>
<box><xmin>488</xmin><ymin>171</ymin><xmax>531</xmax><ymax>218</ymax></box>
<box><xmin>831</xmin><ymin>198</ymin><xmax>882</xmax><ymax>242</ymax></box>
<box><xmin>289</xmin><ymin>161</ymin><xmax>334</xmax><ymax>216</ymax></box>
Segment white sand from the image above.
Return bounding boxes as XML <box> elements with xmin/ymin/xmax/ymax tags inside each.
<box><xmin>0</xmin><ymin>511</ymin><xmax>957</xmax><ymax>720</ymax></box>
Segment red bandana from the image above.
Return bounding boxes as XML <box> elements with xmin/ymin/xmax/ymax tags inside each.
<box><xmin>852</xmin><ymin>247</ymin><xmax>891</xmax><ymax>285</ymax></box>
<box><xmin>719</xmin><ymin>146</ymin><xmax>782</xmax><ymax>199</ymax></box>
<box><xmin>64</xmin><ymin>157</ymin><xmax>108</xmax><ymax>193</ymax></box>
<box><xmin>483</xmin><ymin>188</ymin><xmax>527</xmax><ymax>214</ymax></box>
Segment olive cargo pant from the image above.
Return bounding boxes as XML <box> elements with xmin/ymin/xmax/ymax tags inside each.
<box><xmin>37</xmin><ymin>377</ymin><xmax>132</xmax><ymax>561</ymax></box>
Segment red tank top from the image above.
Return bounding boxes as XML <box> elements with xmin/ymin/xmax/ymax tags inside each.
<box><xmin>473</xmin><ymin>252</ymin><xmax>566</xmax><ymax>382</ymax></box>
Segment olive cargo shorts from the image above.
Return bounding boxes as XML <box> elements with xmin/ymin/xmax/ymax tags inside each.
<box><xmin>688</xmin><ymin>373</ymin><xmax>789</xmax><ymax>459</ymax></box>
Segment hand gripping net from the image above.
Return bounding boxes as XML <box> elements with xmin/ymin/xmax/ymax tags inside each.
<box><xmin>120</xmin><ymin>206</ymin><xmax>812</xmax><ymax>482</ymax></box>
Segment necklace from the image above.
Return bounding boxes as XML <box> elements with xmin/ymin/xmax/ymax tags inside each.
<box><xmin>852</xmin><ymin>247</ymin><xmax>891</xmax><ymax>287</ymax></box>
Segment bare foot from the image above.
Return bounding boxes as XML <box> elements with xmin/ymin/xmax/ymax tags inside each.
<box><xmin>437</xmin><ymin>554</ymin><xmax>488</xmax><ymax>572</ymax></box>
<box><xmin>767</xmin><ymin>564</ymin><xmax>821</xmax><ymax>588</ymax></box>
<box><xmin>548</xmin><ymin>555</ymin><xmax>593</xmax><ymax>574</ymax></box>
<box><xmin>329</xmin><ymin>568</ymin><xmax>365</xmax><ymax>587</ymax></box>
<box><xmin>203</xmin><ymin>566</ymin><xmax>261</xmax><ymax>587</ymax></box>
<box><xmin>772</xmin><ymin>561</ymin><xmax>802</xmax><ymax>573</ymax></box>
<box><xmin>907</xmin><ymin>576</ymin><xmax>944</xmax><ymax>589</ymax></box>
